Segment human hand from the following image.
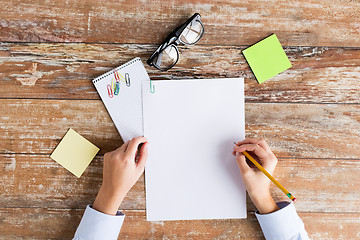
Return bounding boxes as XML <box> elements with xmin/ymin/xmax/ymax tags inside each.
<box><xmin>233</xmin><ymin>138</ymin><xmax>280</xmax><ymax>214</ymax></box>
<box><xmin>93</xmin><ymin>137</ymin><xmax>148</xmax><ymax>215</ymax></box>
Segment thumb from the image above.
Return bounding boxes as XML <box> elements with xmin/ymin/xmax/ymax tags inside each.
<box><xmin>235</xmin><ymin>152</ymin><xmax>251</xmax><ymax>174</ymax></box>
<box><xmin>136</xmin><ymin>142</ymin><xmax>148</xmax><ymax>169</ymax></box>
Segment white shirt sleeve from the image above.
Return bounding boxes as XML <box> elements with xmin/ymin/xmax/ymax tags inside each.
<box><xmin>73</xmin><ymin>205</ymin><xmax>125</xmax><ymax>240</ymax></box>
<box><xmin>255</xmin><ymin>201</ymin><xmax>310</xmax><ymax>240</ymax></box>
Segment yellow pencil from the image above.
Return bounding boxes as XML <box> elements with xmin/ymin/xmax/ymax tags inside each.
<box><xmin>234</xmin><ymin>142</ymin><xmax>296</xmax><ymax>201</ymax></box>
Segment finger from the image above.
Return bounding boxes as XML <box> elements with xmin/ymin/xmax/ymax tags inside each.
<box><xmin>235</xmin><ymin>152</ymin><xmax>251</xmax><ymax>174</ymax></box>
<box><xmin>119</xmin><ymin>140</ymin><xmax>130</xmax><ymax>152</ymax></box>
<box><xmin>136</xmin><ymin>142</ymin><xmax>148</xmax><ymax>169</ymax></box>
<box><xmin>233</xmin><ymin>143</ymin><xmax>270</xmax><ymax>160</ymax></box>
<box><xmin>234</xmin><ymin>144</ymin><xmax>278</xmax><ymax>173</ymax></box>
<box><xmin>236</xmin><ymin>138</ymin><xmax>272</xmax><ymax>152</ymax></box>
<box><xmin>125</xmin><ymin>137</ymin><xmax>148</xmax><ymax>159</ymax></box>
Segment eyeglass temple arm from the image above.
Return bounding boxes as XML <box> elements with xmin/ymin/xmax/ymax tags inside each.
<box><xmin>170</xmin><ymin>13</ymin><xmax>201</xmax><ymax>39</ymax></box>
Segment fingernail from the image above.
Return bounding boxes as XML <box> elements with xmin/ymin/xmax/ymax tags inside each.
<box><xmin>236</xmin><ymin>152</ymin><xmax>240</xmax><ymax>156</ymax></box>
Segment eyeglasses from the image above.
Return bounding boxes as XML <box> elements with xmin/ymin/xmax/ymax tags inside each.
<box><xmin>147</xmin><ymin>13</ymin><xmax>205</xmax><ymax>71</ymax></box>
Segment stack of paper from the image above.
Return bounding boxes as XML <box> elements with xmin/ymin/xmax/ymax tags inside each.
<box><xmin>92</xmin><ymin>58</ymin><xmax>247</xmax><ymax>221</ymax></box>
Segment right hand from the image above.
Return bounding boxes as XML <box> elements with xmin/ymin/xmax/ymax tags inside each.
<box><xmin>233</xmin><ymin>138</ymin><xmax>280</xmax><ymax>214</ymax></box>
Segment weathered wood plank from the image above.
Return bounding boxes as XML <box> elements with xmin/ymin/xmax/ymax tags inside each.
<box><xmin>0</xmin><ymin>208</ymin><xmax>359</xmax><ymax>239</ymax></box>
<box><xmin>1</xmin><ymin>155</ymin><xmax>360</xmax><ymax>212</ymax></box>
<box><xmin>0</xmin><ymin>0</ymin><xmax>359</xmax><ymax>47</ymax></box>
<box><xmin>0</xmin><ymin>43</ymin><xmax>359</xmax><ymax>103</ymax></box>
<box><xmin>0</xmin><ymin>154</ymin><xmax>144</xmax><ymax>210</ymax></box>
<box><xmin>1</xmin><ymin>99</ymin><xmax>359</xmax><ymax>158</ymax></box>
<box><xmin>0</xmin><ymin>99</ymin><xmax>122</xmax><ymax>154</ymax></box>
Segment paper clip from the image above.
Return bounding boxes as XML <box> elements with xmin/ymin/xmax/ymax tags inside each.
<box><xmin>114</xmin><ymin>81</ymin><xmax>120</xmax><ymax>95</ymax></box>
<box><xmin>114</xmin><ymin>69</ymin><xmax>121</xmax><ymax>82</ymax></box>
<box><xmin>125</xmin><ymin>73</ymin><xmax>131</xmax><ymax>87</ymax></box>
<box><xmin>110</xmin><ymin>78</ymin><xmax>114</xmax><ymax>90</ymax></box>
<box><xmin>150</xmin><ymin>80</ymin><xmax>155</xmax><ymax>94</ymax></box>
<box><xmin>118</xmin><ymin>73</ymin><xmax>126</xmax><ymax>83</ymax></box>
<box><xmin>107</xmin><ymin>84</ymin><xmax>114</xmax><ymax>98</ymax></box>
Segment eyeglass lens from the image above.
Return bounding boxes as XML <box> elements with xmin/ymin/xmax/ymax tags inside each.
<box><xmin>154</xmin><ymin>45</ymin><xmax>179</xmax><ymax>70</ymax></box>
<box><xmin>179</xmin><ymin>20</ymin><xmax>204</xmax><ymax>45</ymax></box>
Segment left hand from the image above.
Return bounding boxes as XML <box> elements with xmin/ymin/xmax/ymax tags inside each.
<box><xmin>93</xmin><ymin>137</ymin><xmax>148</xmax><ymax>215</ymax></box>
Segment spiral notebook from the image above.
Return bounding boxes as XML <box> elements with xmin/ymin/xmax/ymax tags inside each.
<box><xmin>92</xmin><ymin>58</ymin><xmax>149</xmax><ymax>142</ymax></box>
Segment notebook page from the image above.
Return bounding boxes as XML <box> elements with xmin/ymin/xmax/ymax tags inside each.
<box><xmin>93</xmin><ymin>58</ymin><xmax>149</xmax><ymax>142</ymax></box>
<box><xmin>143</xmin><ymin>78</ymin><xmax>246</xmax><ymax>221</ymax></box>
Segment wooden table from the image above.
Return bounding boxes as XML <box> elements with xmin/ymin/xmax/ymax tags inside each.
<box><xmin>0</xmin><ymin>1</ymin><xmax>359</xmax><ymax>239</ymax></box>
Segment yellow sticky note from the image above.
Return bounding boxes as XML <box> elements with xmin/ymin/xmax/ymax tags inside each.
<box><xmin>50</xmin><ymin>128</ymin><xmax>100</xmax><ymax>178</ymax></box>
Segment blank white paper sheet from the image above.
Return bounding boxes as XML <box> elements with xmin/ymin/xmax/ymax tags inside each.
<box><xmin>143</xmin><ymin>78</ymin><xmax>246</xmax><ymax>221</ymax></box>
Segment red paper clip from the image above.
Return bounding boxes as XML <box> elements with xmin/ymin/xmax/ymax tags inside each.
<box><xmin>107</xmin><ymin>84</ymin><xmax>114</xmax><ymax>98</ymax></box>
<box><xmin>114</xmin><ymin>69</ymin><xmax>120</xmax><ymax>82</ymax></box>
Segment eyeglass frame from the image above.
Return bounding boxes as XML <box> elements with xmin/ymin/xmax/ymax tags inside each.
<box><xmin>147</xmin><ymin>13</ymin><xmax>205</xmax><ymax>71</ymax></box>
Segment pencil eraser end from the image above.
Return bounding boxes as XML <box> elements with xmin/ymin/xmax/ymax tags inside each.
<box><xmin>292</xmin><ymin>198</ymin><xmax>296</xmax><ymax>202</ymax></box>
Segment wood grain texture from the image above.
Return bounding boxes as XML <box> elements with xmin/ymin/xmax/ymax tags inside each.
<box><xmin>1</xmin><ymin>154</ymin><xmax>360</xmax><ymax>213</ymax></box>
<box><xmin>0</xmin><ymin>0</ymin><xmax>359</xmax><ymax>47</ymax></box>
<box><xmin>1</xmin><ymin>1</ymin><xmax>359</xmax><ymax>238</ymax></box>
<box><xmin>1</xmin><ymin>99</ymin><xmax>359</xmax><ymax>158</ymax></box>
<box><xmin>1</xmin><ymin>208</ymin><xmax>359</xmax><ymax>240</ymax></box>
<box><xmin>0</xmin><ymin>43</ymin><xmax>359</xmax><ymax>103</ymax></box>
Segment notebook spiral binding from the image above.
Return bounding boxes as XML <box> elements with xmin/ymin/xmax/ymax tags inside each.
<box><xmin>92</xmin><ymin>57</ymin><xmax>155</xmax><ymax>93</ymax></box>
<box><xmin>92</xmin><ymin>58</ymin><xmax>141</xmax><ymax>84</ymax></box>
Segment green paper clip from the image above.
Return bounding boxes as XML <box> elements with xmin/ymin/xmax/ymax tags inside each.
<box><xmin>113</xmin><ymin>82</ymin><xmax>120</xmax><ymax>95</ymax></box>
<box><xmin>150</xmin><ymin>80</ymin><xmax>155</xmax><ymax>94</ymax></box>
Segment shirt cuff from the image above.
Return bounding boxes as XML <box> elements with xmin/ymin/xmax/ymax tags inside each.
<box><xmin>255</xmin><ymin>201</ymin><xmax>308</xmax><ymax>240</ymax></box>
<box><xmin>73</xmin><ymin>205</ymin><xmax>125</xmax><ymax>240</ymax></box>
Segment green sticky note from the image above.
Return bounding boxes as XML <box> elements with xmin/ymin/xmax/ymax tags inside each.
<box><xmin>242</xmin><ymin>34</ymin><xmax>292</xmax><ymax>84</ymax></box>
<box><xmin>50</xmin><ymin>128</ymin><xmax>100</xmax><ymax>178</ymax></box>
